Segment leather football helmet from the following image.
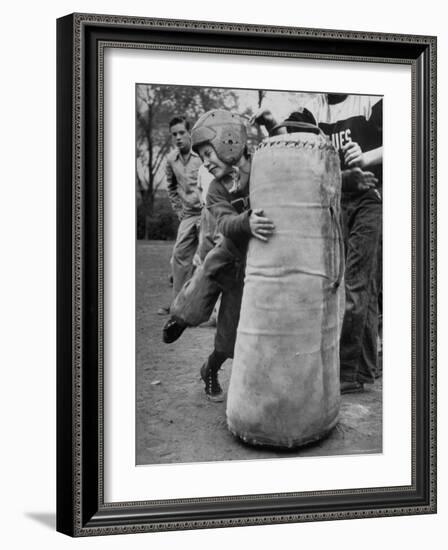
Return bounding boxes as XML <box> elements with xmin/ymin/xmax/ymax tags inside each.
<box><xmin>191</xmin><ymin>109</ymin><xmax>247</xmax><ymax>165</ymax></box>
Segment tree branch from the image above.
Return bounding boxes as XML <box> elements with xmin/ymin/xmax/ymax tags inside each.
<box><xmin>152</xmin><ymin>138</ymin><xmax>171</xmax><ymax>171</ymax></box>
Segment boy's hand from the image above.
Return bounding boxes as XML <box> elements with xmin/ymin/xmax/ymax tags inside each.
<box><xmin>249</xmin><ymin>209</ymin><xmax>275</xmax><ymax>242</ymax></box>
<box><xmin>342</xmin><ymin>168</ymin><xmax>378</xmax><ymax>193</ymax></box>
<box><xmin>249</xmin><ymin>108</ymin><xmax>278</xmax><ymax>132</ymax></box>
<box><xmin>342</xmin><ymin>141</ymin><xmax>365</xmax><ymax>168</ymax></box>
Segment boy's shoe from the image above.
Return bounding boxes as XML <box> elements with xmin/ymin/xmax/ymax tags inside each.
<box><xmin>340</xmin><ymin>381</ymin><xmax>365</xmax><ymax>394</ymax></box>
<box><xmin>162</xmin><ymin>317</ymin><xmax>187</xmax><ymax>343</ymax></box>
<box><xmin>200</xmin><ymin>362</ymin><xmax>224</xmax><ymax>402</ymax></box>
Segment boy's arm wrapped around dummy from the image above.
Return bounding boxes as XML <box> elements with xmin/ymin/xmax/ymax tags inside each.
<box><xmin>206</xmin><ymin>182</ymin><xmax>251</xmax><ymax>242</ymax></box>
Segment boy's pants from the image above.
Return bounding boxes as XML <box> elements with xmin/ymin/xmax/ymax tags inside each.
<box><xmin>171</xmin><ymin>213</ymin><xmax>200</xmax><ymax>299</ymax></box>
<box><xmin>339</xmin><ymin>188</ymin><xmax>382</xmax><ymax>384</ymax></box>
<box><xmin>171</xmin><ymin>241</ymin><xmax>244</xmax><ymax>358</ymax></box>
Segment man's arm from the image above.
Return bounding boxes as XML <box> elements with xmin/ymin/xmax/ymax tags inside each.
<box><xmin>165</xmin><ymin>159</ymin><xmax>183</xmax><ymax>219</ymax></box>
<box><xmin>343</xmin><ymin>142</ymin><xmax>383</xmax><ymax>169</ymax></box>
<box><xmin>343</xmin><ymin>97</ymin><xmax>383</xmax><ymax>169</ymax></box>
<box><xmin>249</xmin><ymin>108</ymin><xmax>280</xmax><ymax>135</ymax></box>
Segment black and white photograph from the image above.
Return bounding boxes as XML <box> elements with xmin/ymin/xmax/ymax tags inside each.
<box><xmin>1</xmin><ymin>0</ymin><xmax>443</xmax><ymax>546</ymax></box>
<box><xmin>54</xmin><ymin>9</ymin><xmax>436</xmax><ymax>540</ymax></box>
<box><xmin>135</xmin><ymin>84</ymin><xmax>383</xmax><ymax>465</ymax></box>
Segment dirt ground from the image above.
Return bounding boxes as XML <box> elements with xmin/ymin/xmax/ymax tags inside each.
<box><xmin>136</xmin><ymin>240</ymin><xmax>382</xmax><ymax>465</ymax></box>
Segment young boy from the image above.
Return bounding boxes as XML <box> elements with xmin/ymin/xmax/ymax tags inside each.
<box><xmin>163</xmin><ymin>109</ymin><xmax>275</xmax><ymax>401</ymax></box>
<box><xmin>161</xmin><ymin>115</ymin><xmax>202</xmax><ymax>314</ymax></box>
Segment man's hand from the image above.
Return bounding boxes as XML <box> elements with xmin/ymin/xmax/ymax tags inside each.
<box><xmin>249</xmin><ymin>209</ymin><xmax>275</xmax><ymax>242</ymax></box>
<box><xmin>342</xmin><ymin>141</ymin><xmax>365</xmax><ymax>168</ymax></box>
<box><xmin>249</xmin><ymin>108</ymin><xmax>278</xmax><ymax>132</ymax></box>
<box><xmin>342</xmin><ymin>168</ymin><xmax>378</xmax><ymax>193</ymax></box>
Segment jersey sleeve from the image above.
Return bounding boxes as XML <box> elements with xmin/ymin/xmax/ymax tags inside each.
<box><xmin>206</xmin><ymin>181</ymin><xmax>251</xmax><ymax>241</ymax></box>
<box><xmin>369</xmin><ymin>98</ymin><xmax>383</xmax><ymax>136</ymax></box>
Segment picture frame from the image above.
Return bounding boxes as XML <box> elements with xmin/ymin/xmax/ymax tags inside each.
<box><xmin>56</xmin><ymin>12</ymin><xmax>437</xmax><ymax>537</ymax></box>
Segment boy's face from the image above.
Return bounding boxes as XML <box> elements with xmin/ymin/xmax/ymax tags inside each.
<box><xmin>198</xmin><ymin>143</ymin><xmax>232</xmax><ymax>180</ymax></box>
<box><xmin>170</xmin><ymin>123</ymin><xmax>191</xmax><ymax>154</ymax></box>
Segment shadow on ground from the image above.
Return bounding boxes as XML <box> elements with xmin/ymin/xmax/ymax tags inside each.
<box><xmin>25</xmin><ymin>512</ymin><xmax>56</xmax><ymax>530</ymax></box>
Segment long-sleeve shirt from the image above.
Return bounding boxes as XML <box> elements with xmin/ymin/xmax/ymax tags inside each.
<box><xmin>206</xmin><ymin>177</ymin><xmax>252</xmax><ymax>259</ymax></box>
<box><xmin>165</xmin><ymin>148</ymin><xmax>202</xmax><ymax>217</ymax></box>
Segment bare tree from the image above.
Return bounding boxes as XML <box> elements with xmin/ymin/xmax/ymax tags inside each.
<box><xmin>136</xmin><ymin>84</ymin><xmax>239</xmax><ymax>239</ymax></box>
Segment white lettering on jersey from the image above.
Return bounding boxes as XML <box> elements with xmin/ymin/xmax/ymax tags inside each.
<box><xmin>331</xmin><ymin>129</ymin><xmax>352</xmax><ymax>151</ymax></box>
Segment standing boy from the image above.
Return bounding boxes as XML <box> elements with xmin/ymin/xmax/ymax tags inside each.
<box><xmin>253</xmin><ymin>93</ymin><xmax>383</xmax><ymax>393</ymax></box>
<box><xmin>160</xmin><ymin>115</ymin><xmax>202</xmax><ymax>314</ymax></box>
<box><xmin>305</xmin><ymin>94</ymin><xmax>383</xmax><ymax>393</ymax></box>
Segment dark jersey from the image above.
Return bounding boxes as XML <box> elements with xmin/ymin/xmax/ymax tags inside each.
<box><xmin>307</xmin><ymin>94</ymin><xmax>383</xmax><ymax>187</ymax></box>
